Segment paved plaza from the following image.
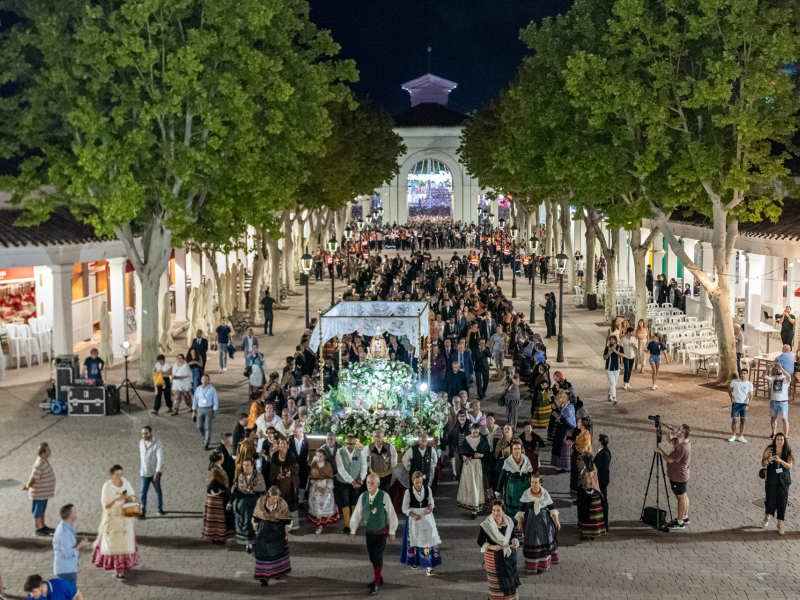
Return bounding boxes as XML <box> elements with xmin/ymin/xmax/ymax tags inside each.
<box><xmin>1</xmin><ymin>251</ymin><xmax>799</xmax><ymax>600</ymax></box>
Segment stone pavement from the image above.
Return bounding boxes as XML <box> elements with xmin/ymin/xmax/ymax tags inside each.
<box><xmin>1</xmin><ymin>250</ymin><xmax>800</xmax><ymax>600</ymax></box>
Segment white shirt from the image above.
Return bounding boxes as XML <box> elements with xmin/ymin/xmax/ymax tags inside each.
<box><xmin>171</xmin><ymin>363</ymin><xmax>192</xmax><ymax>392</ymax></box>
<box><xmin>335</xmin><ymin>447</ymin><xmax>367</xmax><ymax>483</ymax></box>
<box><xmin>401</xmin><ymin>445</ymin><xmax>438</xmax><ymax>483</ymax></box>
<box><xmin>255</xmin><ymin>413</ymin><xmax>281</xmax><ymax>437</ymax></box>
<box><xmin>349</xmin><ymin>489</ymin><xmax>399</xmax><ymax>535</ymax></box>
<box><xmin>192</xmin><ymin>384</ymin><xmax>219</xmax><ymax>410</ymax></box>
<box><xmin>730</xmin><ymin>379</ymin><xmax>753</xmax><ymax>405</ymax></box>
<box><xmin>154</xmin><ymin>362</ymin><xmax>171</xmax><ymax>377</ymax></box>
<box><xmin>293</xmin><ymin>435</ymin><xmax>305</xmax><ymax>456</ymax></box>
<box><xmin>275</xmin><ymin>420</ymin><xmax>295</xmax><ymax>438</ymax></box>
<box><xmin>768</xmin><ymin>375</ymin><xmax>789</xmax><ymax>402</ymax></box>
<box><xmin>621</xmin><ymin>337</ymin><xmax>635</xmax><ymax>360</ymax></box>
<box><xmin>139</xmin><ymin>438</ymin><xmax>164</xmax><ymax>477</ymax></box>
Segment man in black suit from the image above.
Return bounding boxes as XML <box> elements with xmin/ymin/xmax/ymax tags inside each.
<box><xmin>441</xmin><ymin>299</ymin><xmax>456</xmax><ymax>323</ymax></box>
<box><xmin>190</xmin><ymin>329</ymin><xmax>208</xmax><ymax>366</ymax></box>
<box><xmin>388</xmin><ymin>335</ymin><xmax>407</xmax><ymax>362</ymax></box>
<box><xmin>473</xmin><ymin>338</ymin><xmax>491</xmax><ymax>400</ymax></box>
<box><xmin>290</xmin><ymin>424</ymin><xmax>310</xmax><ymax>508</ymax></box>
<box><xmin>454</xmin><ymin>308</ymin><xmax>469</xmax><ymax>339</ymax></box>
<box><xmin>443</xmin><ymin>360</ymin><xmax>469</xmax><ymax>401</ymax></box>
<box><xmin>441</xmin><ymin>338</ymin><xmax>455</xmax><ymax>365</ymax></box>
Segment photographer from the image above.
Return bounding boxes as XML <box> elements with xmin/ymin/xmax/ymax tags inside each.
<box><xmin>654</xmin><ymin>423</ymin><xmax>691</xmax><ymax>530</ymax></box>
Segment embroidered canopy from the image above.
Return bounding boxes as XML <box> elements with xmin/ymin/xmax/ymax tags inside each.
<box><xmin>309</xmin><ymin>301</ymin><xmax>431</xmax><ymax>357</ymax></box>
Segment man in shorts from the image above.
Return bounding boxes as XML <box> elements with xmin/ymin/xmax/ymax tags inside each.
<box><xmin>727</xmin><ymin>368</ymin><xmax>753</xmax><ymax>442</ymax></box>
<box><xmin>766</xmin><ymin>363</ymin><xmax>790</xmax><ymax>438</ymax></box>
<box><xmin>655</xmin><ymin>423</ymin><xmax>691</xmax><ymax>530</ymax></box>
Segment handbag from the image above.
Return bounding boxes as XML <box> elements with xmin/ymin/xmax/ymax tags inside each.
<box><xmin>152</xmin><ymin>370</ymin><xmax>164</xmax><ymax>387</ymax></box>
<box><xmin>122</xmin><ymin>495</ymin><xmax>143</xmax><ymax>518</ymax></box>
<box><xmin>758</xmin><ymin>468</ymin><xmax>767</xmax><ymax>480</ymax></box>
<box><xmin>498</xmin><ymin>383</ymin><xmax>512</xmax><ymax>407</ymax></box>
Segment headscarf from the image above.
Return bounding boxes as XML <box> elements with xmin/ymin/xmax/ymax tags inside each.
<box><xmin>560</xmin><ymin>403</ymin><xmax>577</xmax><ymax>428</ymax></box>
<box><xmin>235</xmin><ymin>470</ymin><xmax>266</xmax><ymax>495</ymax></box>
<box><xmin>253</xmin><ymin>495</ymin><xmax>292</xmax><ymax>521</ymax></box>
<box><xmin>553</xmin><ymin>371</ymin><xmax>564</xmax><ymax>382</ymax></box>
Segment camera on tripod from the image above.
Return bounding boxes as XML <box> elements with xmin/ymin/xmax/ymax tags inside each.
<box><xmin>648</xmin><ymin>414</ymin><xmax>662</xmax><ymax>443</ymax></box>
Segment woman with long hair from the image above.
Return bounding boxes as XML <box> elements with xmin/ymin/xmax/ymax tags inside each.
<box><xmin>549</xmin><ymin>391</ymin><xmax>575</xmax><ymax>473</ymax></box>
<box><xmin>202</xmin><ymin>452</ymin><xmax>234</xmax><ymax>545</ymax></box>
<box><xmin>634</xmin><ymin>319</ymin><xmax>650</xmax><ymax>374</ymax></box>
<box><xmin>569</xmin><ymin>417</ymin><xmax>594</xmax><ymax>498</ymax></box>
<box><xmin>270</xmin><ymin>437</ymin><xmax>300</xmax><ymax>526</ymax></box>
<box><xmin>577</xmin><ymin>452</ymin><xmax>606</xmax><ymax>540</ymax></box>
<box><xmin>761</xmin><ymin>433</ymin><xmax>793</xmax><ymax>534</ymax></box>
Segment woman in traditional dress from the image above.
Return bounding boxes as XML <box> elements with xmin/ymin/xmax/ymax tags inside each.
<box><xmin>400</xmin><ymin>471</ymin><xmax>442</xmax><ymax>576</ymax></box>
<box><xmin>577</xmin><ymin>452</ymin><xmax>607</xmax><ymax>540</ymax></box>
<box><xmin>270</xmin><ymin>438</ymin><xmax>300</xmax><ymax>526</ymax></box>
<box><xmin>235</xmin><ymin>428</ymin><xmax>257</xmax><ymax>478</ymax></box>
<box><xmin>478</xmin><ymin>501</ymin><xmax>521</xmax><ymax>600</ymax></box>
<box><xmin>203</xmin><ymin>452</ymin><xmax>234</xmax><ymax>545</ymax></box>
<box><xmin>496</xmin><ymin>440</ymin><xmax>532</xmax><ymax>524</ymax></box>
<box><xmin>308</xmin><ymin>448</ymin><xmax>339</xmax><ymax>534</ymax></box>
<box><xmin>502</xmin><ymin>367</ymin><xmax>521</xmax><ymax>431</ymax></box>
<box><xmin>229</xmin><ymin>458</ymin><xmax>266</xmax><ymax>552</ymax></box>
<box><xmin>515</xmin><ymin>474</ymin><xmax>560</xmax><ymax>574</ymax></box>
<box><xmin>569</xmin><ymin>416</ymin><xmax>593</xmax><ymax>498</ymax></box>
<box><xmin>91</xmin><ymin>465</ymin><xmax>138</xmax><ymax>580</ymax></box>
<box><xmin>458</xmin><ymin>423</ymin><xmax>491</xmax><ymax>517</ymax></box>
<box><xmin>549</xmin><ymin>391</ymin><xmax>575</xmax><ymax>473</ymax></box>
<box><xmin>252</xmin><ymin>486</ymin><xmax>293</xmax><ymax>587</ymax></box>
<box><xmin>522</xmin><ymin>415</ymin><xmax>542</xmax><ymax>454</ymax></box>
<box><xmin>530</xmin><ymin>365</ymin><xmax>551</xmax><ymax>430</ymax></box>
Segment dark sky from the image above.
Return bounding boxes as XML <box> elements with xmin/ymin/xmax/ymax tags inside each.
<box><xmin>307</xmin><ymin>0</ymin><xmax>573</xmax><ymax>115</ymax></box>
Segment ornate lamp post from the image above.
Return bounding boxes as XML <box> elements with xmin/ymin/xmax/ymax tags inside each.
<box><xmin>326</xmin><ymin>236</ymin><xmax>339</xmax><ymax>305</ymax></box>
<box><xmin>529</xmin><ymin>236</ymin><xmax>539</xmax><ymax>323</ymax></box>
<box><xmin>555</xmin><ymin>253</ymin><xmax>569</xmax><ymax>363</ymax></box>
<box><xmin>300</xmin><ymin>251</ymin><xmax>313</xmax><ymax>326</ymax></box>
<box><xmin>511</xmin><ymin>224</ymin><xmax>519</xmax><ymax>298</ymax></box>
<box><xmin>344</xmin><ymin>224</ymin><xmax>352</xmax><ymax>281</ymax></box>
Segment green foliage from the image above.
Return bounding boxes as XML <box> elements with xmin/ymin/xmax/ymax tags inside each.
<box><xmin>0</xmin><ymin>0</ymin><xmax>356</xmax><ymax>241</ymax></box>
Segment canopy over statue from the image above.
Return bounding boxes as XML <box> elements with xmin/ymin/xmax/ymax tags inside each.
<box><xmin>309</xmin><ymin>301</ymin><xmax>430</xmax><ymax>357</ymax></box>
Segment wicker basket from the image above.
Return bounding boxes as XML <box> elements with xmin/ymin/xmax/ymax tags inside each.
<box><xmin>121</xmin><ymin>496</ymin><xmax>142</xmax><ymax>518</ymax></box>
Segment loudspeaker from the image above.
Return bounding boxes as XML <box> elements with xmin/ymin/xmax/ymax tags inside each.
<box><xmin>587</xmin><ymin>293</ymin><xmax>597</xmax><ymax>311</ymax></box>
<box><xmin>641</xmin><ymin>506</ymin><xmax>668</xmax><ymax>530</ymax></box>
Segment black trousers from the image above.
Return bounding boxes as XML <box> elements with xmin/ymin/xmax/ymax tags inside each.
<box><xmin>765</xmin><ymin>481</ymin><xmax>790</xmax><ymax>520</ymax></box>
<box><xmin>600</xmin><ymin>483</ymin><xmax>609</xmax><ymax>529</ymax></box>
<box><xmin>378</xmin><ymin>474</ymin><xmax>392</xmax><ymax>492</ymax></box>
<box><xmin>334</xmin><ymin>480</ymin><xmax>362</xmax><ymax>512</ymax></box>
<box><xmin>781</xmin><ymin>332</ymin><xmax>793</xmax><ymax>346</ymax></box>
<box><xmin>545</xmin><ymin>314</ymin><xmax>556</xmax><ymax>336</ymax></box>
<box><xmin>154</xmin><ymin>377</ymin><xmax>172</xmax><ymax>412</ymax></box>
<box><xmin>365</xmin><ymin>532</ymin><xmax>387</xmax><ymax>567</ymax></box>
<box><xmin>475</xmin><ymin>369</ymin><xmax>489</xmax><ymax>399</ymax></box>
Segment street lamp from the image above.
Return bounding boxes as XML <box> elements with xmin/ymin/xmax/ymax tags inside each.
<box><xmin>365</xmin><ymin>213</ymin><xmax>373</xmax><ymax>227</ymax></box>
<box><xmin>326</xmin><ymin>236</ymin><xmax>338</xmax><ymax>305</ymax></box>
<box><xmin>529</xmin><ymin>236</ymin><xmax>539</xmax><ymax>324</ymax></box>
<box><xmin>301</xmin><ymin>251</ymin><xmax>313</xmax><ymax>326</ymax></box>
<box><xmin>555</xmin><ymin>252</ymin><xmax>569</xmax><ymax>363</ymax></box>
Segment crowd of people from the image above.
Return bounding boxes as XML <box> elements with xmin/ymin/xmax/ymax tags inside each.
<box><xmin>13</xmin><ymin>218</ymin><xmax>792</xmax><ymax>600</ymax></box>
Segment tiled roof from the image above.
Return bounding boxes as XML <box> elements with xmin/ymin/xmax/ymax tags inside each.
<box><xmin>0</xmin><ymin>207</ymin><xmax>108</xmax><ymax>248</ymax></box>
<box><xmin>394</xmin><ymin>103</ymin><xmax>468</xmax><ymax>128</ymax></box>
<box><xmin>668</xmin><ymin>198</ymin><xmax>800</xmax><ymax>241</ymax></box>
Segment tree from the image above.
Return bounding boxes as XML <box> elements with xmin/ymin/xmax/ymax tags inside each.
<box><xmin>0</xmin><ymin>0</ymin><xmax>355</xmax><ymax>384</ymax></box>
<box><xmin>566</xmin><ymin>0</ymin><xmax>800</xmax><ymax>381</ymax></box>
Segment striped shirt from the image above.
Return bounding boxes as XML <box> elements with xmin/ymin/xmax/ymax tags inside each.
<box><xmin>29</xmin><ymin>456</ymin><xmax>56</xmax><ymax>500</ymax></box>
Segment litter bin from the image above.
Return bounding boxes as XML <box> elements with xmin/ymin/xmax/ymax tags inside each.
<box><xmin>587</xmin><ymin>293</ymin><xmax>597</xmax><ymax>311</ymax></box>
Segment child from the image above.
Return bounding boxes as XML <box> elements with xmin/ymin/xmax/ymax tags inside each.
<box><xmin>594</xmin><ymin>434</ymin><xmax>611</xmax><ymax>529</ymax></box>
<box><xmin>646</xmin><ymin>333</ymin><xmax>669</xmax><ymax>390</ymax></box>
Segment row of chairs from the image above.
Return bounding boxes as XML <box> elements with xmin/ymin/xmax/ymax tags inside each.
<box><xmin>3</xmin><ymin>317</ymin><xmax>53</xmax><ymax>369</ymax></box>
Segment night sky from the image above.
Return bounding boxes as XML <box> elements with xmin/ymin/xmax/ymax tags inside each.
<box><xmin>307</xmin><ymin>0</ymin><xmax>573</xmax><ymax>114</ymax></box>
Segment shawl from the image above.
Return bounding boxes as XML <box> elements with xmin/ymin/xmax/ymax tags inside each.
<box><xmin>575</xmin><ymin>430</ymin><xmax>593</xmax><ymax>454</ymax></box>
<box><xmin>309</xmin><ymin>458</ymin><xmax>334</xmax><ymax>481</ymax></box>
<box><xmin>236</xmin><ymin>470</ymin><xmax>266</xmax><ymax>495</ymax></box>
<box><xmin>480</xmin><ymin>514</ymin><xmax>515</xmax><ymax>557</ymax></box>
<box><xmin>208</xmin><ymin>465</ymin><xmax>229</xmax><ymax>487</ymax></box>
<box><xmin>559</xmin><ymin>404</ymin><xmax>576</xmax><ymax>429</ymax></box>
<box><xmin>235</xmin><ymin>439</ymin><xmax>257</xmax><ymax>479</ymax></box>
<box><xmin>518</xmin><ymin>487</ymin><xmax>556</xmax><ymax>517</ymax></box>
<box><xmin>494</xmin><ymin>437</ymin><xmax>514</xmax><ymax>459</ymax></box>
<box><xmin>253</xmin><ymin>496</ymin><xmax>292</xmax><ymax>522</ymax></box>
<box><xmin>502</xmin><ymin>454</ymin><xmax>533</xmax><ymax>474</ymax></box>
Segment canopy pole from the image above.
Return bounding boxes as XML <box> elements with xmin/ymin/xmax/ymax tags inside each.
<box><xmin>417</xmin><ymin>308</ymin><xmax>422</xmax><ymax>381</ymax></box>
<box><xmin>427</xmin><ymin>298</ymin><xmax>433</xmax><ymax>384</ymax></box>
<box><xmin>318</xmin><ymin>309</ymin><xmax>324</xmax><ymax>394</ymax></box>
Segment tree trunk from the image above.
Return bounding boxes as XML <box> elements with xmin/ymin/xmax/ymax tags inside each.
<box><xmin>551</xmin><ymin>201</ymin><xmax>560</xmax><ymax>256</ymax></box>
<box><xmin>559</xmin><ymin>197</ymin><xmax>575</xmax><ymax>291</ymax></box>
<box><xmin>544</xmin><ymin>199</ymin><xmax>553</xmax><ymax>258</ymax></box>
<box><xmin>652</xmin><ymin>204</ymin><xmax>738</xmax><ymax>383</ymax></box>
<box><xmin>283</xmin><ymin>213</ymin><xmax>297</xmax><ymax>294</ymax></box>
<box><xmin>204</xmin><ymin>248</ymin><xmax>222</xmax><ymax>308</ymax></box>
<box><xmin>584</xmin><ymin>218</ymin><xmax>596</xmax><ymax>296</ymax></box>
<box><xmin>115</xmin><ymin>216</ymin><xmax>172</xmax><ymax>387</ymax></box>
<box><xmin>266</xmin><ymin>238</ymin><xmax>283</xmax><ymax>307</ymax></box>
<box><xmin>249</xmin><ymin>232</ymin><xmax>265</xmax><ymax>323</ymax></box>
<box><xmin>588</xmin><ymin>209</ymin><xmax>615</xmax><ymax>324</ymax></box>
<box><xmin>631</xmin><ymin>227</ymin><xmax>659</xmax><ymax>326</ymax></box>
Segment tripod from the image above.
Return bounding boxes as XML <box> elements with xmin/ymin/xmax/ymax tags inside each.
<box><xmin>641</xmin><ymin>450</ymin><xmax>674</xmax><ymax>532</ymax></box>
<box><xmin>120</xmin><ymin>353</ymin><xmax>147</xmax><ymax>411</ymax></box>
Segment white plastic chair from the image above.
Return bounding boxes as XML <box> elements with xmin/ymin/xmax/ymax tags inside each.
<box><xmin>18</xmin><ymin>324</ymin><xmax>41</xmax><ymax>365</ymax></box>
<box><xmin>680</xmin><ymin>341</ymin><xmax>698</xmax><ymax>366</ymax></box>
<box><xmin>28</xmin><ymin>317</ymin><xmax>51</xmax><ymax>362</ymax></box>
<box><xmin>662</xmin><ymin>302</ymin><xmax>673</xmax><ymax>308</ymax></box>
<box><xmin>5</xmin><ymin>324</ymin><xmax>30</xmax><ymax>369</ymax></box>
<box><xmin>685</xmin><ymin>316</ymin><xmax>697</xmax><ymax>323</ymax></box>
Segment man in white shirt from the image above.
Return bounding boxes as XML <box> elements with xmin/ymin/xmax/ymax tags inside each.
<box><xmin>192</xmin><ymin>374</ymin><xmax>219</xmax><ymax>450</ymax></box>
<box><xmin>242</xmin><ymin>328</ymin><xmax>259</xmax><ymax>368</ymax></box>
<box><xmin>170</xmin><ymin>354</ymin><xmax>193</xmax><ymax>416</ymax></box>
<box><xmin>274</xmin><ymin>408</ymin><xmax>295</xmax><ymax>438</ymax></box>
<box><xmin>367</xmin><ymin>429</ymin><xmax>398</xmax><ymax>491</ymax></box>
<box><xmin>728</xmin><ymin>368</ymin><xmax>753</xmax><ymax>443</ymax></box>
<box><xmin>575</xmin><ymin>255</ymin><xmax>585</xmax><ymax>286</ymax></box>
<box><xmin>335</xmin><ymin>433</ymin><xmax>367</xmax><ymax>533</ymax></box>
<box><xmin>401</xmin><ymin>432</ymin><xmax>438</xmax><ymax>487</ymax></box>
<box><xmin>139</xmin><ymin>426</ymin><xmax>165</xmax><ymax>518</ymax></box>
<box><xmin>766</xmin><ymin>363</ymin><xmax>790</xmax><ymax>438</ymax></box>
<box><xmin>348</xmin><ymin>473</ymin><xmax>398</xmax><ymax>596</ymax></box>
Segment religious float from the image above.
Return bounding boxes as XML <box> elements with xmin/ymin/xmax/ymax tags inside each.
<box><xmin>306</xmin><ymin>301</ymin><xmax>448</xmax><ymax>446</ymax></box>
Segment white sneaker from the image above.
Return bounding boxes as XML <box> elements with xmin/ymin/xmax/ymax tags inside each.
<box><xmin>652</xmin><ymin>385</ymin><xmax>658</xmax><ymax>390</ymax></box>
<box><xmin>738</xmin><ymin>436</ymin><xmax>748</xmax><ymax>443</ymax></box>
<box><xmin>223</xmin><ymin>367</ymin><xmax>227</xmax><ymax>372</ymax></box>
<box><xmin>612</xmin><ymin>398</ymin><xmax>617</xmax><ymax>404</ymax></box>
<box><xmin>728</xmin><ymin>436</ymin><xmax>737</xmax><ymax>442</ymax></box>
<box><xmin>624</xmin><ymin>383</ymin><xmax>629</xmax><ymax>390</ymax></box>
<box><xmin>762</xmin><ymin>515</ymin><xmax>771</xmax><ymax>528</ymax></box>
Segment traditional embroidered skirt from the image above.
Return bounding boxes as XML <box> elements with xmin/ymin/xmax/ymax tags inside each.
<box><xmin>521</xmin><ymin>508</ymin><xmax>559</xmax><ymax>573</ymax></box>
<box><xmin>91</xmin><ymin>542</ymin><xmax>139</xmax><ymax>571</ymax></box>
<box><xmin>254</xmin><ymin>551</ymin><xmax>291</xmax><ymax>580</ymax></box>
<box><xmin>503</xmin><ymin>473</ymin><xmax>530</xmax><ymax>519</ymax></box>
<box><xmin>457</xmin><ymin>458</ymin><xmax>485</xmax><ymax>512</ymax></box>
<box><xmin>546</xmin><ymin>413</ymin><xmax>557</xmax><ymax>441</ymax></box>
<box><xmin>202</xmin><ymin>494</ymin><xmax>233</xmax><ymax>543</ymax></box>
<box><xmin>484</xmin><ymin>549</ymin><xmax>519</xmax><ymax>600</ymax></box>
<box><xmin>308</xmin><ymin>482</ymin><xmax>339</xmax><ymax>527</ymax></box>
<box><xmin>531</xmin><ymin>394</ymin><xmax>551</xmax><ymax>429</ymax></box>
<box><xmin>235</xmin><ymin>495</ymin><xmax>259</xmax><ymax>544</ymax></box>
<box><xmin>400</xmin><ymin>518</ymin><xmax>442</xmax><ymax>569</ymax></box>
<box><xmin>577</xmin><ymin>489</ymin><xmax>607</xmax><ymax>539</ymax></box>
<box><xmin>550</xmin><ymin>424</ymin><xmax>573</xmax><ymax>471</ymax></box>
